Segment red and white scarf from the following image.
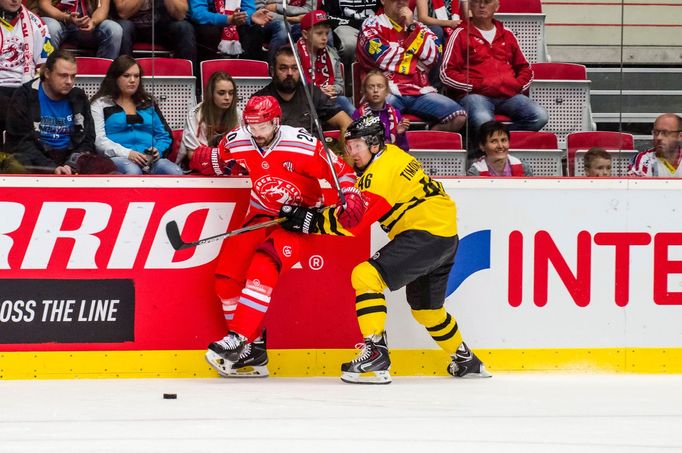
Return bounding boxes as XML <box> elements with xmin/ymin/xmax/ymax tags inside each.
<box><xmin>296</xmin><ymin>38</ymin><xmax>334</xmax><ymax>88</ymax></box>
<box><xmin>216</xmin><ymin>0</ymin><xmax>242</xmax><ymax>56</ymax></box>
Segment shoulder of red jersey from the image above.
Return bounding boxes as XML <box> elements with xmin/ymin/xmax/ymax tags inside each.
<box><xmin>272</xmin><ymin>125</ymin><xmax>320</xmax><ymax>157</ymax></box>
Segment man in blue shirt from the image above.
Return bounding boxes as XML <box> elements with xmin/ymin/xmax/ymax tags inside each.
<box><xmin>5</xmin><ymin>49</ymin><xmax>115</xmax><ymax>174</ymax></box>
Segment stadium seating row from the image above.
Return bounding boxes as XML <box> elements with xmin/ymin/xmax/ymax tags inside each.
<box><xmin>75</xmin><ymin>57</ymin><xmax>594</xmax><ymax>148</ymax></box>
<box><xmin>323</xmin><ymin>130</ymin><xmax>635</xmax><ymax>177</ymax></box>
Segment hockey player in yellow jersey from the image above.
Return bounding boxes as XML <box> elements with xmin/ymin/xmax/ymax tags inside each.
<box><xmin>278</xmin><ymin>114</ymin><xmax>491</xmax><ymax>384</ymax></box>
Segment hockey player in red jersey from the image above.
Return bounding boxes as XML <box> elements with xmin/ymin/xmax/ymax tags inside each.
<box><xmin>190</xmin><ymin>95</ymin><xmax>365</xmax><ymax>378</ymax></box>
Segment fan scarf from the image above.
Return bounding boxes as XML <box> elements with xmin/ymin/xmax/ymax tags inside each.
<box><xmin>216</xmin><ymin>0</ymin><xmax>243</xmax><ymax>55</ymax></box>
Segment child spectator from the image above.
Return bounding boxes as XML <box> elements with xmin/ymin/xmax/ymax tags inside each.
<box><xmin>353</xmin><ymin>70</ymin><xmax>409</xmax><ymax>151</ymax></box>
<box><xmin>297</xmin><ymin>10</ymin><xmax>354</xmax><ymax>116</ymax></box>
<box><xmin>179</xmin><ymin>71</ymin><xmax>241</xmax><ymax>167</ymax></box>
<box><xmin>467</xmin><ymin>120</ymin><xmax>532</xmax><ymax>176</ymax></box>
<box><xmin>90</xmin><ymin>55</ymin><xmax>183</xmax><ymax>175</ymax></box>
<box><xmin>583</xmin><ymin>147</ymin><xmax>612</xmax><ymax>177</ymax></box>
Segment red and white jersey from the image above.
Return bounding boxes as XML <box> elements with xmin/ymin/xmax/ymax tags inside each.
<box><xmin>218</xmin><ymin>125</ymin><xmax>357</xmax><ymax>218</ymax></box>
<box><xmin>356</xmin><ymin>14</ymin><xmax>441</xmax><ymax>96</ymax></box>
<box><xmin>628</xmin><ymin>148</ymin><xmax>682</xmax><ymax>178</ymax></box>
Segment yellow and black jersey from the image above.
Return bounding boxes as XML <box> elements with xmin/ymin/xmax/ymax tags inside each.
<box><xmin>317</xmin><ymin>144</ymin><xmax>457</xmax><ymax>238</ymax></box>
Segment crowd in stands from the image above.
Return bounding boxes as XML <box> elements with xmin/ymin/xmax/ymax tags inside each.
<box><xmin>1</xmin><ymin>0</ymin><xmax>681</xmax><ymax>177</ymax></box>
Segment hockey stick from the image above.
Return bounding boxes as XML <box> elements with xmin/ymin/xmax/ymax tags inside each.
<box><xmin>281</xmin><ymin>0</ymin><xmax>346</xmax><ymax>208</ymax></box>
<box><xmin>166</xmin><ymin>218</ymin><xmax>285</xmax><ymax>250</ymax></box>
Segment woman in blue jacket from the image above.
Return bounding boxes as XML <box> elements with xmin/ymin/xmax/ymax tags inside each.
<box><xmin>91</xmin><ymin>55</ymin><xmax>183</xmax><ymax>175</ymax></box>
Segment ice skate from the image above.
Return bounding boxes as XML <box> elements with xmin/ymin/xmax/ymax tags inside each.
<box><xmin>226</xmin><ymin>334</ymin><xmax>269</xmax><ymax>378</ymax></box>
<box><xmin>206</xmin><ymin>332</ymin><xmax>268</xmax><ymax>378</ymax></box>
<box><xmin>341</xmin><ymin>332</ymin><xmax>391</xmax><ymax>384</ymax></box>
<box><xmin>447</xmin><ymin>342</ymin><xmax>492</xmax><ymax>378</ymax></box>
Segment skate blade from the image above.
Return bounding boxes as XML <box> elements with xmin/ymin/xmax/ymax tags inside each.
<box><xmin>225</xmin><ymin>365</ymin><xmax>269</xmax><ymax>378</ymax></box>
<box><xmin>205</xmin><ymin>350</ymin><xmax>233</xmax><ymax>378</ymax></box>
<box><xmin>340</xmin><ymin>370</ymin><xmax>392</xmax><ymax>385</ymax></box>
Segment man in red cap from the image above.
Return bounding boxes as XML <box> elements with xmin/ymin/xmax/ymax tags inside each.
<box><xmin>190</xmin><ymin>95</ymin><xmax>364</xmax><ymax>378</ymax></box>
<box><xmin>297</xmin><ymin>10</ymin><xmax>354</xmax><ymax>116</ymax></box>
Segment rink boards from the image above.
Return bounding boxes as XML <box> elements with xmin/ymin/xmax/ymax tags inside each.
<box><xmin>0</xmin><ymin>176</ymin><xmax>681</xmax><ymax>378</ymax></box>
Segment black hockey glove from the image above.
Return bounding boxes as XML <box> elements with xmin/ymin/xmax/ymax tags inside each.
<box><xmin>279</xmin><ymin>205</ymin><xmax>320</xmax><ymax>234</ymax></box>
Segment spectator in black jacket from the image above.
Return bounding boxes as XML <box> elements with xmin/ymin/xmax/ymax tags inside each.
<box><xmin>5</xmin><ymin>50</ymin><xmax>115</xmax><ymax>174</ymax></box>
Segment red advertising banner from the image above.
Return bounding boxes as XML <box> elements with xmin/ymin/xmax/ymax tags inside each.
<box><xmin>0</xmin><ymin>177</ymin><xmax>369</xmax><ymax>352</ymax></box>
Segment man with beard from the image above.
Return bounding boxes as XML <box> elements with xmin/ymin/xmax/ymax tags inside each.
<box><xmin>253</xmin><ymin>45</ymin><xmax>352</xmax><ymax>133</ymax></box>
<box><xmin>628</xmin><ymin>113</ymin><xmax>682</xmax><ymax>177</ymax></box>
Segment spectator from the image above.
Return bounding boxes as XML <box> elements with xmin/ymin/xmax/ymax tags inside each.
<box><xmin>5</xmin><ymin>50</ymin><xmax>116</xmax><ymax>174</ymax></box>
<box><xmin>297</xmin><ymin>10</ymin><xmax>354</xmax><ymax>116</ymax></box>
<box><xmin>253</xmin><ymin>45</ymin><xmax>352</xmax><ymax>133</ymax></box>
<box><xmin>113</xmin><ymin>0</ymin><xmax>197</xmax><ymax>73</ymax></box>
<box><xmin>414</xmin><ymin>0</ymin><xmax>464</xmax><ymax>49</ymax></box>
<box><xmin>353</xmin><ymin>70</ymin><xmax>409</xmax><ymax>151</ymax></box>
<box><xmin>32</xmin><ymin>0</ymin><xmax>122</xmax><ymax>59</ymax></box>
<box><xmin>257</xmin><ymin>0</ymin><xmax>314</xmax><ymax>57</ymax></box>
<box><xmin>467</xmin><ymin>121</ymin><xmax>532</xmax><ymax>176</ymax></box>
<box><xmin>440</xmin><ymin>0</ymin><xmax>547</xmax><ymax>143</ymax></box>
<box><xmin>179</xmin><ymin>71</ymin><xmax>240</xmax><ymax>166</ymax></box>
<box><xmin>188</xmin><ymin>0</ymin><xmax>272</xmax><ymax>63</ymax></box>
<box><xmin>90</xmin><ymin>55</ymin><xmax>182</xmax><ymax>175</ymax></box>
<box><xmin>628</xmin><ymin>113</ymin><xmax>682</xmax><ymax>178</ymax></box>
<box><xmin>325</xmin><ymin>0</ymin><xmax>378</xmax><ymax>91</ymax></box>
<box><xmin>583</xmin><ymin>147</ymin><xmax>612</xmax><ymax>177</ymax></box>
<box><xmin>0</xmin><ymin>0</ymin><xmax>53</xmax><ymax>147</ymax></box>
<box><xmin>357</xmin><ymin>0</ymin><xmax>466</xmax><ymax>132</ymax></box>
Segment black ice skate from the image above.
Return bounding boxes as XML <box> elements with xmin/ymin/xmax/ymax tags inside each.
<box><xmin>447</xmin><ymin>342</ymin><xmax>492</xmax><ymax>378</ymax></box>
<box><xmin>227</xmin><ymin>334</ymin><xmax>269</xmax><ymax>378</ymax></box>
<box><xmin>341</xmin><ymin>332</ymin><xmax>391</xmax><ymax>384</ymax></box>
<box><xmin>206</xmin><ymin>331</ymin><xmax>268</xmax><ymax>378</ymax></box>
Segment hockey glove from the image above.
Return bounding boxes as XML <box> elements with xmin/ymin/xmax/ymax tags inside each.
<box><xmin>189</xmin><ymin>146</ymin><xmax>226</xmax><ymax>176</ymax></box>
<box><xmin>336</xmin><ymin>186</ymin><xmax>366</xmax><ymax>229</ymax></box>
<box><xmin>279</xmin><ymin>205</ymin><xmax>320</xmax><ymax>234</ymax></box>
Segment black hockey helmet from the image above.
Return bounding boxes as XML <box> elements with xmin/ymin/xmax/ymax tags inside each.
<box><xmin>344</xmin><ymin>113</ymin><xmax>385</xmax><ymax>152</ymax></box>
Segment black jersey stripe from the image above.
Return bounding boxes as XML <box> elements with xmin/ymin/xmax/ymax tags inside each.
<box><xmin>426</xmin><ymin>313</ymin><xmax>453</xmax><ymax>332</ymax></box>
<box><xmin>357</xmin><ymin>305</ymin><xmax>388</xmax><ymax>316</ymax></box>
<box><xmin>431</xmin><ymin>323</ymin><xmax>459</xmax><ymax>342</ymax></box>
<box><xmin>356</xmin><ymin>293</ymin><xmax>386</xmax><ymax>303</ymax></box>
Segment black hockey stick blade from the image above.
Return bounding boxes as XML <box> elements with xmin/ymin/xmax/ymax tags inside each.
<box><xmin>166</xmin><ymin>220</ymin><xmax>190</xmax><ymax>251</ymax></box>
<box><xmin>166</xmin><ymin>218</ymin><xmax>286</xmax><ymax>251</ymax></box>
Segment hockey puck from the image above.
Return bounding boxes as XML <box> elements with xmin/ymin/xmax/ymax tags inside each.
<box><xmin>163</xmin><ymin>393</ymin><xmax>177</xmax><ymax>400</ymax></box>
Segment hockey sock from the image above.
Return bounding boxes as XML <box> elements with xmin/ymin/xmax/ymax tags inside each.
<box><xmin>351</xmin><ymin>261</ymin><xmax>388</xmax><ymax>337</ymax></box>
<box><xmin>215</xmin><ymin>276</ymin><xmax>244</xmax><ymax>329</ymax></box>
<box><xmin>229</xmin><ymin>251</ymin><xmax>279</xmax><ymax>341</ymax></box>
<box><xmin>411</xmin><ymin>307</ymin><xmax>463</xmax><ymax>355</ymax></box>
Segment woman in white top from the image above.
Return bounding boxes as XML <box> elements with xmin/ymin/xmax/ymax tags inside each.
<box><xmin>178</xmin><ymin>71</ymin><xmax>241</xmax><ymax>167</ymax></box>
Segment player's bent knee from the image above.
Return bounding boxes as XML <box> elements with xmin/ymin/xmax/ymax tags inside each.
<box><xmin>351</xmin><ymin>262</ymin><xmax>387</xmax><ymax>294</ymax></box>
<box><xmin>411</xmin><ymin>307</ymin><xmax>447</xmax><ymax>327</ymax></box>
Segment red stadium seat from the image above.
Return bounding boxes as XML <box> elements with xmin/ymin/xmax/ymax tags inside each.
<box><xmin>200</xmin><ymin>59</ymin><xmax>269</xmax><ymax>89</ymax></box>
<box><xmin>76</xmin><ymin>57</ymin><xmax>112</xmax><ymax>75</ymax></box>
<box><xmin>137</xmin><ymin>58</ymin><xmax>193</xmax><ymax>77</ymax></box>
<box><xmin>497</xmin><ymin>0</ymin><xmax>542</xmax><ymax>13</ymax></box>
<box><xmin>324</xmin><ymin>130</ymin><xmax>341</xmax><ymax>141</ymax></box>
<box><xmin>132</xmin><ymin>41</ymin><xmax>172</xmax><ymax>57</ymax></box>
<box><xmin>406</xmin><ymin>130</ymin><xmax>462</xmax><ymax>150</ymax></box>
<box><xmin>531</xmin><ymin>62</ymin><xmax>587</xmax><ymax>81</ymax></box>
<box><xmin>509</xmin><ymin>131</ymin><xmax>559</xmax><ymax>149</ymax></box>
<box><xmin>406</xmin><ymin>130</ymin><xmax>466</xmax><ymax>176</ymax></box>
<box><xmin>508</xmin><ymin>131</ymin><xmax>563</xmax><ymax>176</ymax></box>
<box><xmin>567</xmin><ymin>131</ymin><xmax>635</xmax><ymax>176</ymax></box>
